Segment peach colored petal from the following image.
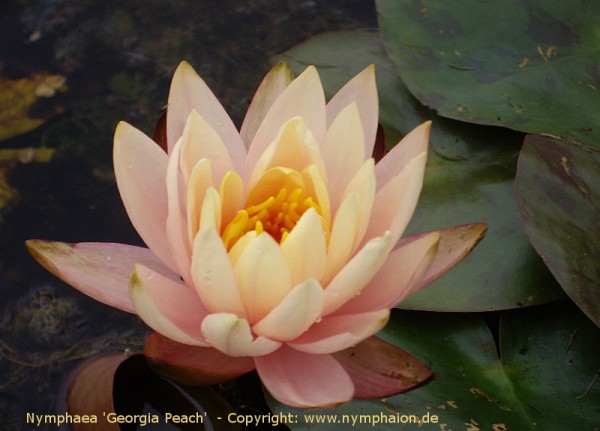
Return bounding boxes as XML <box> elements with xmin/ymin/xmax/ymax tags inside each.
<box><xmin>179</xmin><ymin>109</ymin><xmax>235</xmax><ymax>185</ymax></box>
<box><xmin>322</xmin><ymin>103</ymin><xmax>366</xmax><ymax>209</ymax></box>
<box><xmin>248</xmin><ymin>117</ymin><xmax>325</xmax><ymax>190</ymax></box>
<box><xmin>244</xmin><ymin>66</ymin><xmax>326</xmax><ymax>178</ymax></box>
<box><xmin>323</xmin><ymin>192</ymin><xmax>361</xmax><ymax>284</ymax></box>
<box><xmin>288</xmin><ymin>309</ymin><xmax>389</xmax><ymax>354</ymax></box>
<box><xmin>198</xmin><ymin>187</ymin><xmax>222</xmax><ymax>232</ymax></box>
<box><xmin>201</xmin><ymin>313</ymin><xmax>281</xmax><ymax>357</ymax></box>
<box><xmin>113</xmin><ymin>121</ymin><xmax>177</xmax><ymax>272</ymax></box>
<box><xmin>375</xmin><ymin>121</ymin><xmax>431</xmax><ymax>188</ymax></box>
<box><xmin>227</xmin><ymin>231</ymin><xmax>257</xmax><ymax>267</ymax></box>
<box><xmin>326</xmin><ymin>64</ymin><xmax>378</xmax><ymax>159</ymax></box>
<box><xmin>165</xmin><ymin>139</ymin><xmax>192</xmax><ymax>284</ymax></box>
<box><xmin>25</xmin><ymin>240</ymin><xmax>176</xmax><ymax>313</ymax></box>
<box><xmin>254</xmin><ymin>345</ymin><xmax>353</xmax><ymax>408</ymax></box>
<box><xmin>280</xmin><ymin>208</ymin><xmax>327</xmax><ymax>285</ymax></box>
<box><xmin>130</xmin><ymin>264</ymin><xmax>209</xmax><ymax>346</ymax></box>
<box><xmin>186</xmin><ymin>158</ymin><xmax>214</xmax><ymax>245</ymax></box>
<box><xmin>323</xmin><ymin>233</ymin><xmax>392</xmax><ymax>316</ymax></box>
<box><xmin>167</xmin><ymin>61</ymin><xmax>245</xmax><ymax>171</ymax></box>
<box><xmin>301</xmin><ymin>164</ymin><xmax>331</xmax><ymax>227</ymax></box>
<box><xmin>219</xmin><ymin>170</ymin><xmax>244</xmax><ymax>227</ymax></box>
<box><xmin>337</xmin><ymin>231</ymin><xmax>441</xmax><ymax>314</ymax></box>
<box><xmin>234</xmin><ymin>233</ymin><xmax>292</xmax><ymax>323</ymax></box>
<box><xmin>364</xmin><ymin>152</ymin><xmax>427</xmax><ymax>246</ymax></box>
<box><xmin>340</xmin><ymin>158</ymin><xmax>376</xmax><ymax>251</ymax></box>
<box><xmin>191</xmin><ymin>227</ymin><xmax>246</xmax><ymax>317</ymax></box>
<box><xmin>240</xmin><ymin>62</ymin><xmax>293</xmax><ymax>148</ymax></box>
<box><xmin>252</xmin><ymin>278</ymin><xmax>324</xmax><ymax>341</ymax></box>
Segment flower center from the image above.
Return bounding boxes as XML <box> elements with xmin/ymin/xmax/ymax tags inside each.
<box><xmin>222</xmin><ymin>186</ymin><xmax>322</xmax><ymax>249</ymax></box>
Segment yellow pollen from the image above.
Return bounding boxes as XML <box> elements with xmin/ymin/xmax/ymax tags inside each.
<box><xmin>222</xmin><ymin>187</ymin><xmax>323</xmax><ymax>249</ymax></box>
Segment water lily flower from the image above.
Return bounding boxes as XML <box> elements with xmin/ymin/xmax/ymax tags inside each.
<box><xmin>27</xmin><ymin>61</ymin><xmax>486</xmax><ymax>408</ymax></box>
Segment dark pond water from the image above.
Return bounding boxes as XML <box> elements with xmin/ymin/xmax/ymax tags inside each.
<box><xmin>0</xmin><ymin>1</ymin><xmax>377</xmax><ymax>429</ymax></box>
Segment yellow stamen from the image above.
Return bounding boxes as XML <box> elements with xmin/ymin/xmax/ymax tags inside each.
<box><xmin>221</xmin><ymin>182</ymin><xmax>326</xmax><ymax>250</ymax></box>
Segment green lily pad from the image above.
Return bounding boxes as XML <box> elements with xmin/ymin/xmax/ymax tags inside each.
<box><xmin>270</xmin><ymin>303</ymin><xmax>600</xmax><ymax>430</ymax></box>
<box><xmin>376</xmin><ymin>0</ymin><xmax>600</xmax><ymax>147</ymax></box>
<box><xmin>516</xmin><ymin>135</ymin><xmax>600</xmax><ymax>326</ymax></box>
<box><xmin>277</xmin><ymin>31</ymin><xmax>563</xmax><ymax>311</ymax></box>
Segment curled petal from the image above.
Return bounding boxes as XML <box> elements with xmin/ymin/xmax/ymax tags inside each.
<box><xmin>201</xmin><ymin>313</ymin><xmax>281</xmax><ymax>357</ymax></box>
<box><xmin>288</xmin><ymin>309</ymin><xmax>389</xmax><ymax>354</ymax></box>
<box><xmin>255</xmin><ymin>345</ymin><xmax>354</xmax><ymax>408</ymax></box>
<box><xmin>26</xmin><ymin>240</ymin><xmax>176</xmax><ymax>313</ymax></box>
<box><xmin>252</xmin><ymin>279</ymin><xmax>324</xmax><ymax>341</ymax></box>
<box><xmin>130</xmin><ymin>264</ymin><xmax>209</xmax><ymax>346</ymax></box>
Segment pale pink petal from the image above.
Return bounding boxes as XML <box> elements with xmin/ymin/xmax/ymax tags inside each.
<box><xmin>234</xmin><ymin>233</ymin><xmax>292</xmax><ymax>323</ymax></box>
<box><xmin>201</xmin><ymin>313</ymin><xmax>281</xmax><ymax>357</ymax></box>
<box><xmin>280</xmin><ymin>208</ymin><xmax>327</xmax><ymax>285</ymax></box>
<box><xmin>301</xmin><ymin>164</ymin><xmax>331</xmax><ymax>228</ymax></box>
<box><xmin>179</xmin><ymin>109</ymin><xmax>235</xmax><ymax>185</ymax></box>
<box><xmin>403</xmin><ymin>223</ymin><xmax>488</xmax><ymax>297</ymax></box>
<box><xmin>375</xmin><ymin>121</ymin><xmax>431</xmax><ymax>188</ymax></box>
<box><xmin>240</xmin><ymin>62</ymin><xmax>293</xmax><ymax>148</ymax></box>
<box><xmin>323</xmin><ymin>233</ymin><xmax>392</xmax><ymax>316</ymax></box>
<box><xmin>144</xmin><ymin>332</ymin><xmax>255</xmax><ymax>385</ymax></box>
<box><xmin>337</xmin><ymin>231</ymin><xmax>441</xmax><ymax>315</ymax></box>
<box><xmin>167</xmin><ymin>61</ymin><xmax>245</xmax><ymax>170</ymax></box>
<box><xmin>333</xmin><ymin>336</ymin><xmax>432</xmax><ymax>398</ymax></box>
<box><xmin>252</xmin><ymin>279</ymin><xmax>324</xmax><ymax>341</ymax></box>
<box><xmin>288</xmin><ymin>310</ymin><xmax>389</xmax><ymax>354</ymax></box>
<box><xmin>165</xmin><ymin>139</ymin><xmax>192</xmax><ymax>284</ymax></box>
<box><xmin>364</xmin><ymin>152</ymin><xmax>427</xmax><ymax>246</ymax></box>
<box><xmin>26</xmin><ymin>241</ymin><xmax>175</xmax><ymax>313</ymax></box>
<box><xmin>191</xmin><ymin>227</ymin><xmax>246</xmax><ymax>317</ymax></box>
<box><xmin>322</xmin><ymin>103</ymin><xmax>366</xmax><ymax>209</ymax></box>
<box><xmin>219</xmin><ymin>170</ymin><xmax>244</xmax><ymax>226</ymax></box>
<box><xmin>255</xmin><ymin>345</ymin><xmax>354</xmax><ymax>408</ymax></box>
<box><xmin>326</xmin><ymin>64</ymin><xmax>378</xmax><ymax>159</ymax></box>
<box><xmin>199</xmin><ymin>187</ymin><xmax>222</xmax><ymax>231</ymax></box>
<box><xmin>113</xmin><ymin>121</ymin><xmax>177</xmax><ymax>272</ymax></box>
<box><xmin>244</xmin><ymin>66</ymin><xmax>326</xmax><ymax>178</ymax></box>
<box><xmin>186</xmin><ymin>158</ymin><xmax>214</xmax><ymax>245</ymax></box>
<box><xmin>130</xmin><ymin>264</ymin><xmax>209</xmax><ymax>346</ymax></box>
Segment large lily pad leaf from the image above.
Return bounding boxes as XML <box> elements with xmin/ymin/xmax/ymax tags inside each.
<box><xmin>376</xmin><ymin>0</ymin><xmax>600</xmax><ymax>147</ymax></box>
<box><xmin>270</xmin><ymin>303</ymin><xmax>600</xmax><ymax>430</ymax></box>
<box><xmin>516</xmin><ymin>135</ymin><xmax>600</xmax><ymax>326</ymax></box>
<box><xmin>277</xmin><ymin>31</ymin><xmax>563</xmax><ymax>311</ymax></box>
